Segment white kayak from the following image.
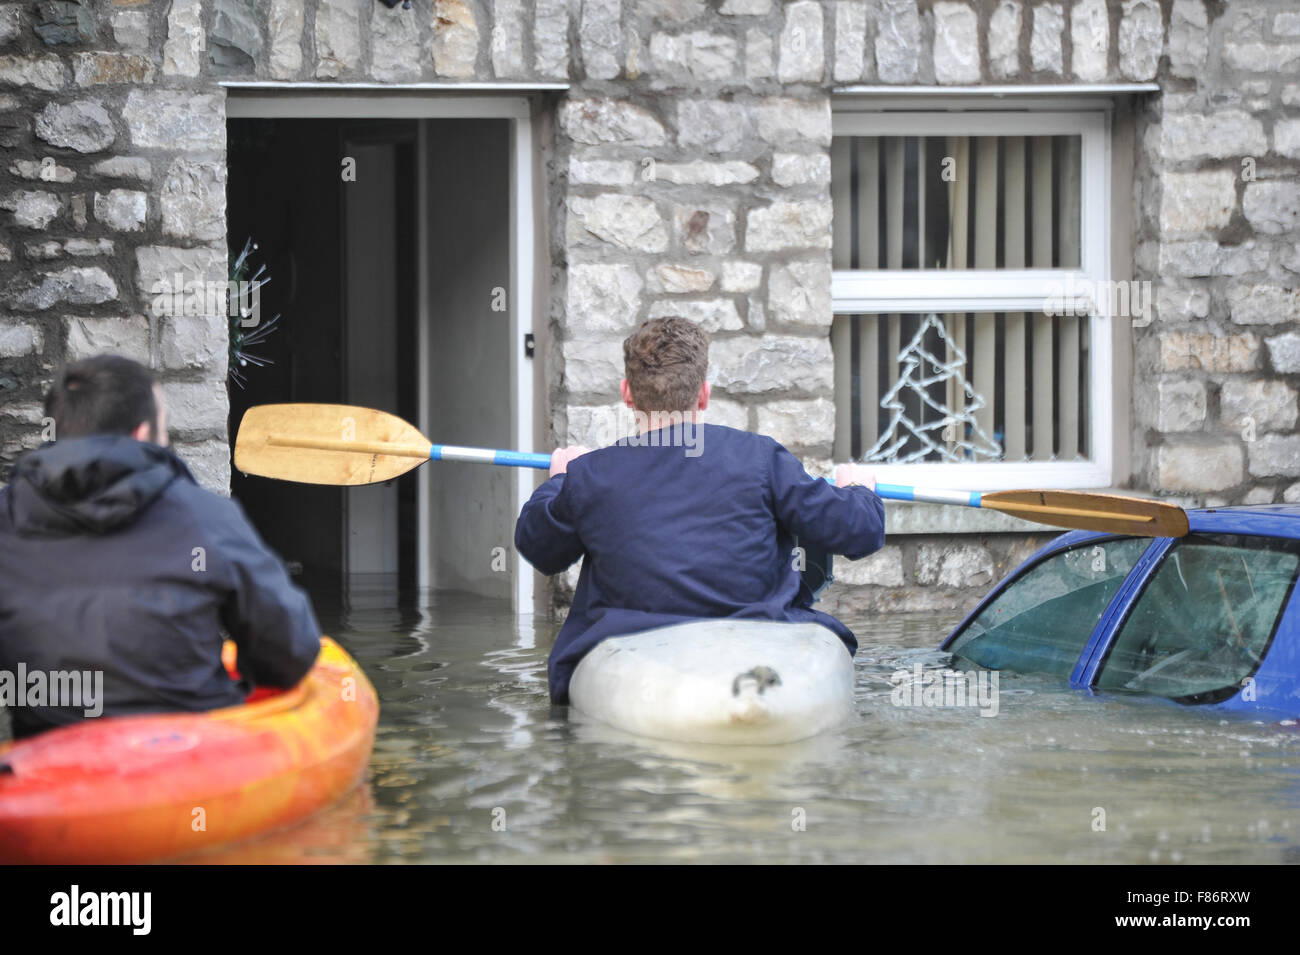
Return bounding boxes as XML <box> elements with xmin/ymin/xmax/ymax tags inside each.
<box><xmin>568</xmin><ymin>619</ymin><xmax>856</xmax><ymax>745</ymax></box>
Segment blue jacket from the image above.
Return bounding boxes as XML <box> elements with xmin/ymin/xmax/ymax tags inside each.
<box><xmin>515</xmin><ymin>424</ymin><xmax>885</xmax><ymax>703</ymax></box>
<box><xmin>0</xmin><ymin>435</ymin><xmax>321</xmax><ymax>738</ymax></box>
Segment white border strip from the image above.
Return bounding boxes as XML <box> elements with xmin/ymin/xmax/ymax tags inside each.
<box><xmin>416</xmin><ymin>121</ymin><xmax>431</xmax><ymax>595</ymax></box>
<box><xmin>833</xmin><ymin>83</ymin><xmax>1159</xmax><ymax>95</ymax></box>
<box><xmin>226</xmin><ymin>92</ymin><xmax>533</xmax><ymax>119</ymax></box>
<box><xmin>510</xmin><ymin>110</ymin><xmax>535</xmax><ymax>617</ymax></box>
<box><xmin>220</xmin><ymin>80</ymin><xmax>569</xmax><ymax>91</ymax></box>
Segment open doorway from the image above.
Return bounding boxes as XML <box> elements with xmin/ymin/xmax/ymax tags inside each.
<box><xmin>226</xmin><ymin>106</ymin><xmax>525</xmax><ymax>610</ymax></box>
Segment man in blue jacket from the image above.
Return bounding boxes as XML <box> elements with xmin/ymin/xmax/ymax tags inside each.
<box><xmin>516</xmin><ymin>317</ymin><xmax>885</xmax><ymax>704</ymax></box>
<box><xmin>0</xmin><ymin>354</ymin><xmax>321</xmax><ymax>738</ymax></box>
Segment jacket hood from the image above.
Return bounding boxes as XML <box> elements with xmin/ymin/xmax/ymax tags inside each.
<box><xmin>7</xmin><ymin>435</ymin><xmax>194</xmax><ymax>537</ymax></box>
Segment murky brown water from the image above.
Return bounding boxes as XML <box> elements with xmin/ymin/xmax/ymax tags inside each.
<box><xmin>197</xmin><ymin>589</ymin><xmax>1300</xmax><ymax>864</ymax></box>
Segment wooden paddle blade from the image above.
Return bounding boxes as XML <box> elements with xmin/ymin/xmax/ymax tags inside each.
<box><xmin>981</xmin><ymin>490</ymin><xmax>1189</xmax><ymax>538</ymax></box>
<box><xmin>234</xmin><ymin>403</ymin><xmax>430</xmax><ymax>486</ymax></box>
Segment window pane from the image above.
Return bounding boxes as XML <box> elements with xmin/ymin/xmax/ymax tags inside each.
<box><xmin>830</xmin><ymin>134</ymin><xmax>1082</xmax><ymax>270</ymax></box>
<box><xmin>1096</xmin><ymin>535</ymin><xmax>1300</xmax><ymax>703</ymax></box>
<box><xmin>832</xmin><ymin>311</ymin><xmax>1090</xmax><ymax>463</ymax></box>
<box><xmin>948</xmin><ymin>537</ymin><xmax>1150</xmax><ymax>678</ymax></box>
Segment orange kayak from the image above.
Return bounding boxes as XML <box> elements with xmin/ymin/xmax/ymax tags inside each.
<box><xmin>0</xmin><ymin>637</ymin><xmax>378</xmax><ymax>864</ymax></box>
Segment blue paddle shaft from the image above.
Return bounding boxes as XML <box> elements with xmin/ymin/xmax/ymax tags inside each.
<box><xmin>429</xmin><ymin>442</ymin><xmax>985</xmax><ymax>509</ymax></box>
<box><xmin>820</xmin><ymin>478</ymin><xmax>982</xmax><ymax>508</ymax></box>
<box><xmin>876</xmin><ymin>483</ymin><xmax>983</xmax><ymax>507</ymax></box>
<box><xmin>429</xmin><ymin>444</ymin><xmax>552</xmax><ymax>469</ymax></box>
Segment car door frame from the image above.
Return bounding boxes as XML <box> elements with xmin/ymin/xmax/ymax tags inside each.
<box><xmin>1079</xmin><ymin>523</ymin><xmax>1300</xmax><ymax>716</ymax></box>
<box><xmin>1071</xmin><ymin>536</ymin><xmax>1174</xmax><ymax>689</ymax></box>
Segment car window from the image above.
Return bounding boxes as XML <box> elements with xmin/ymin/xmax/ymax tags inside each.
<box><xmin>948</xmin><ymin>537</ymin><xmax>1151</xmax><ymax>678</ymax></box>
<box><xmin>1095</xmin><ymin>534</ymin><xmax>1300</xmax><ymax>703</ymax></box>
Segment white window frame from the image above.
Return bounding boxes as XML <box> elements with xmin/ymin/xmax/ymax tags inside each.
<box><xmin>831</xmin><ymin>98</ymin><xmax>1114</xmax><ymax>491</ymax></box>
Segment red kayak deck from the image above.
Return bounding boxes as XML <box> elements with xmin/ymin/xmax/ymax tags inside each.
<box><xmin>0</xmin><ymin>637</ymin><xmax>378</xmax><ymax>864</ymax></box>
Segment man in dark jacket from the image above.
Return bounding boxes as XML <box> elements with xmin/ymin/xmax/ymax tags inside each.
<box><xmin>516</xmin><ymin>317</ymin><xmax>885</xmax><ymax>704</ymax></box>
<box><xmin>0</xmin><ymin>354</ymin><xmax>321</xmax><ymax>738</ymax></box>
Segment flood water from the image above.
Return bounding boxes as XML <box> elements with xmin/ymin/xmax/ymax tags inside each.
<box><xmin>201</xmin><ymin>589</ymin><xmax>1300</xmax><ymax>864</ymax></box>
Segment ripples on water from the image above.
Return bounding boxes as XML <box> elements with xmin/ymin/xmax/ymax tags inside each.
<box><xmin>200</xmin><ymin>589</ymin><xmax>1300</xmax><ymax>864</ymax></box>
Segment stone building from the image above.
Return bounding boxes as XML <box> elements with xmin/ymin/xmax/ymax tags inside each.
<box><xmin>0</xmin><ymin>0</ymin><xmax>1296</xmax><ymax>618</ymax></box>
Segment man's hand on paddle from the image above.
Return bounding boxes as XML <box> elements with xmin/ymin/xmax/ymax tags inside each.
<box><xmin>835</xmin><ymin>464</ymin><xmax>876</xmax><ymax>491</ymax></box>
<box><xmin>550</xmin><ymin>445</ymin><xmax>592</xmax><ymax>478</ymax></box>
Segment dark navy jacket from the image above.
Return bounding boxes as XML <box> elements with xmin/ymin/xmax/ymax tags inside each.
<box><xmin>0</xmin><ymin>435</ymin><xmax>321</xmax><ymax>738</ymax></box>
<box><xmin>515</xmin><ymin>424</ymin><xmax>885</xmax><ymax>703</ymax></box>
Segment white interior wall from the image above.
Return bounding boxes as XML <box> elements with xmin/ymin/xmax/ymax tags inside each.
<box><xmin>423</xmin><ymin>118</ymin><xmax>514</xmax><ymax>599</ymax></box>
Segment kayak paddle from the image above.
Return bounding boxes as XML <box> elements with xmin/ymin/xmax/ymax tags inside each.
<box><xmin>887</xmin><ymin>486</ymin><xmax>1189</xmax><ymax>537</ymax></box>
<box><xmin>233</xmin><ymin>403</ymin><xmax>1188</xmax><ymax>538</ymax></box>
<box><xmin>233</xmin><ymin>402</ymin><xmax>549</xmax><ymax>485</ymax></box>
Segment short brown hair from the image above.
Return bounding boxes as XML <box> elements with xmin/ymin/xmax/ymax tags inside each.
<box><xmin>44</xmin><ymin>354</ymin><xmax>159</xmax><ymax>440</ymax></box>
<box><xmin>622</xmin><ymin>317</ymin><xmax>709</xmax><ymax>413</ymax></box>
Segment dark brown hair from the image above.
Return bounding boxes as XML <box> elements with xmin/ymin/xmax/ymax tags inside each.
<box><xmin>44</xmin><ymin>354</ymin><xmax>158</xmax><ymax>440</ymax></box>
<box><xmin>622</xmin><ymin>317</ymin><xmax>710</xmax><ymax>413</ymax></box>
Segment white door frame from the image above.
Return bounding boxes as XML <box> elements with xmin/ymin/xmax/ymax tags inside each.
<box><xmin>225</xmin><ymin>89</ymin><xmax>539</xmax><ymax>614</ymax></box>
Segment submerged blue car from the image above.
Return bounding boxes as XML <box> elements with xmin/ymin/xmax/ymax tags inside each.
<box><xmin>941</xmin><ymin>505</ymin><xmax>1300</xmax><ymax>720</ymax></box>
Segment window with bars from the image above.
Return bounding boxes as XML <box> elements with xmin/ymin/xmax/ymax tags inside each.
<box><xmin>830</xmin><ymin>106</ymin><xmax>1113</xmax><ymax>490</ymax></box>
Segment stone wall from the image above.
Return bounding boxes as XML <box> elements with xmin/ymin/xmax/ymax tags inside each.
<box><xmin>0</xmin><ymin>0</ymin><xmax>230</xmax><ymax>489</ymax></box>
<box><xmin>820</xmin><ymin>530</ymin><xmax>1051</xmax><ymax>616</ymax></box>
<box><xmin>0</xmin><ymin>0</ymin><xmax>1296</xmax><ymax>617</ymax></box>
<box><xmin>1133</xmin><ymin>1</ymin><xmax>1300</xmax><ymax>510</ymax></box>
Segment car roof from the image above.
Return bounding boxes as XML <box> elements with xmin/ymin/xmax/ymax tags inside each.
<box><xmin>1186</xmin><ymin>504</ymin><xmax>1300</xmax><ymax>539</ymax></box>
<box><xmin>1030</xmin><ymin>504</ymin><xmax>1300</xmax><ymax>554</ymax></box>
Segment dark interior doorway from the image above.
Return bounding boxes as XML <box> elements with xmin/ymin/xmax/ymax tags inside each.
<box><xmin>226</xmin><ymin>114</ymin><xmax>516</xmax><ymax>608</ymax></box>
<box><xmin>226</xmin><ymin>118</ymin><xmax>419</xmax><ymax>596</ymax></box>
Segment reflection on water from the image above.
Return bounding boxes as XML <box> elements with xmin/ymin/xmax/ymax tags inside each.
<box><xmin>205</xmin><ymin>588</ymin><xmax>1300</xmax><ymax>864</ymax></box>
<box><xmin>190</xmin><ymin>785</ymin><xmax>378</xmax><ymax>865</ymax></box>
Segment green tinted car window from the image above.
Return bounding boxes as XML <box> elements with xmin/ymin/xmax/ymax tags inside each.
<box><xmin>1096</xmin><ymin>535</ymin><xmax>1300</xmax><ymax>703</ymax></box>
<box><xmin>948</xmin><ymin>537</ymin><xmax>1151</xmax><ymax>677</ymax></box>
